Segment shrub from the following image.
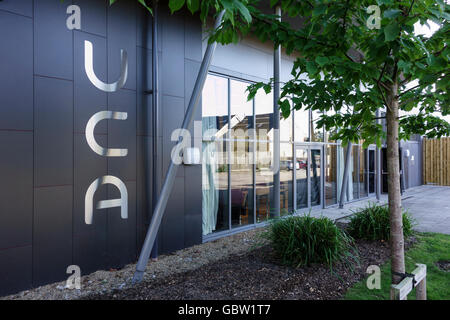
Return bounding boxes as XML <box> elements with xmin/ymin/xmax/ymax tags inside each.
<box><xmin>348</xmin><ymin>202</ymin><xmax>414</xmax><ymax>241</ymax></box>
<box><xmin>264</xmin><ymin>215</ymin><xmax>358</xmax><ymax>269</ymax></box>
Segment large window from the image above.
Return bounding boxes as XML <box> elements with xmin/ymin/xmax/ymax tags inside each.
<box><xmin>202</xmin><ymin>73</ymin><xmax>376</xmax><ymax>237</ymax></box>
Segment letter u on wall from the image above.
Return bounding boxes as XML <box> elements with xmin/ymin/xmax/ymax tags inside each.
<box><xmin>84</xmin><ymin>40</ymin><xmax>128</xmax><ymax>92</ymax></box>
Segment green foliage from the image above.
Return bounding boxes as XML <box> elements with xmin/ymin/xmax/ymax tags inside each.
<box><xmin>264</xmin><ymin>215</ymin><xmax>358</xmax><ymax>269</ymax></box>
<box><xmin>345</xmin><ymin>233</ymin><xmax>450</xmax><ymax>300</ymax></box>
<box><xmin>243</xmin><ymin>0</ymin><xmax>450</xmax><ymax>145</ymax></box>
<box><xmin>348</xmin><ymin>203</ymin><xmax>414</xmax><ymax>241</ymax></box>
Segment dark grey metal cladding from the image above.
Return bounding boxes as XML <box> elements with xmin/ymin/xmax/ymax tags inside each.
<box><xmin>136</xmin><ymin>136</ymin><xmax>152</xmax><ymax>248</ymax></box>
<box><xmin>137</xmin><ymin>47</ymin><xmax>153</xmax><ymax>137</ymax></box>
<box><xmin>34</xmin><ymin>0</ymin><xmax>73</xmax><ymax>80</ymax></box>
<box><xmin>107</xmin><ymin>0</ymin><xmax>136</xmax><ymax>91</ymax></box>
<box><xmin>0</xmin><ymin>132</ymin><xmax>33</xmax><ymax>251</ymax></box>
<box><xmin>161</xmin><ymin>7</ymin><xmax>185</xmax><ymax>98</ymax></box>
<box><xmin>161</xmin><ymin>176</ymin><xmax>185</xmax><ymax>252</ymax></box>
<box><xmin>0</xmin><ymin>0</ymin><xmax>206</xmax><ymax>294</ymax></box>
<box><xmin>107</xmin><ymin>90</ymin><xmax>137</xmax><ymax>181</ymax></box>
<box><xmin>0</xmin><ymin>11</ymin><xmax>33</xmax><ymax>131</ymax></box>
<box><xmin>162</xmin><ymin>95</ymin><xmax>185</xmax><ymax>178</ymax></box>
<box><xmin>73</xmin><ymin>134</ymin><xmax>108</xmax><ymax>273</ymax></box>
<box><xmin>34</xmin><ymin>76</ymin><xmax>74</xmax><ymax>187</ymax></box>
<box><xmin>0</xmin><ymin>0</ymin><xmax>32</xmax><ymax>17</ymax></box>
<box><xmin>136</xmin><ymin>3</ymin><xmax>162</xmax><ymax>51</ymax></box>
<box><xmin>107</xmin><ymin>181</ymin><xmax>137</xmax><ymax>267</ymax></box>
<box><xmin>184</xmin><ymin>13</ymin><xmax>203</xmax><ymax>63</ymax></box>
<box><xmin>0</xmin><ymin>132</ymin><xmax>33</xmax><ymax>296</ymax></box>
<box><xmin>73</xmin><ymin>0</ymin><xmax>107</xmax><ymax>37</ymax></box>
<box><xmin>0</xmin><ymin>246</ymin><xmax>32</xmax><ymax>296</ymax></box>
<box><xmin>74</xmin><ymin>31</ymin><xmax>108</xmax><ymax>135</ymax></box>
<box><xmin>184</xmin><ymin>60</ymin><xmax>202</xmax><ymax>247</ymax></box>
<box><xmin>33</xmin><ymin>186</ymin><xmax>73</xmax><ymax>286</ymax></box>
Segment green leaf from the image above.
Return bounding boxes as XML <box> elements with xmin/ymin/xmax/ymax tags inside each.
<box><xmin>315</xmin><ymin>56</ymin><xmax>329</xmax><ymax>67</ymax></box>
<box><xmin>186</xmin><ymin>0</ymin><xmax>199</xmax><ymax>14</ymax></box>
<box><xmin>234</xmin><ymin>0</ymin><xmax>252</xmax><ymax>24</ymax></box>
<box><xmin>306</xmin><ymin>61</ymin><xmax>318</xmax><ymax>75</ymax></box>
<box><xmin>169</xmin><ymin>0</ymin><xmax>185</xmax><ymax>13</ymax></box>
<box><xmin>384</xmin><ymin>22</ymin><xmax>400</xmax><ymax>42</ymax></box>
<box><xmin>383</xmin><ymin>9</ymin><xmax>402</xmax><ymax>19</ymax></box>
<box><xmin>137</xmin><ymin>0</ymin><xmax>153</xmax><ymax>13</ymax></box>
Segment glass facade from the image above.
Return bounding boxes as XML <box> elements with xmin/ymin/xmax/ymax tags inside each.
<box><xmin>202</xmin><ymin>73</ymin><xmax>377</xmax><ymax>237</ymax></box>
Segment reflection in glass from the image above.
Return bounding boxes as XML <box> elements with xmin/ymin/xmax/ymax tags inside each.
<box><xmin>202</xmin><ymin>75</ymin><xmax>229</xmax><ymax>235</ymax></box>
<box><xmin>280</xmin><ymin>100</ymin><xmax>293</xmax><ymax>142</ymax></box>
<box><xmin>310</xmin><ymin>149</ymin><xmax>321</xmax><ymax>206</ymax></box>
<box><xmin>230</xmin><ymin>80</ymin><xmax>254</xmax><ymax>228</ymax></box>
<box><xmin>280</xmin><ymin>143</ymin><xmax>293</xmax><ymax>215</ymax></box>
<box><xmin>325</xmin><ymin>145</ymin><xmax>338</xmax><ymax>206</ymax></box>
<box><xmin>255</xmin><ymin>89</ymin><xmax>273</xmax><ymax>141</ymax></box>
<box><xmin>311</xmin><ymin>110</ymin><xmax>324</xmax><ymax>142</ymax></box>
<box><xmin>360</xmin><ymin>148</ymin><xmax>368</xmax><ymax>198</ymax></box>
<box><xmin>256</xmin><ymin>141</ymin><xmax>272</xmax><ymax>222</ymax></box>
<box><xmin>352</xmin><ymin>145</ymin><xmax>359</xmax><ymax>200</ymax></box>
<box><xmin>294</xmin><ymin>108</ymin><xmax>309</xmax><ymax>142</ymax></box>
<box><xmin>231</xmin><ymin>140</ymin><xmax>254</xmax><ymax>228</ymax></box>
<box><xmin>368</xmin><ymin>149</ymin><xmax>376</xmax><ymax>194</ymax></box>
<box><xmin>230</xmin><ymin>80</ymin><xmax>253</xmax><ymax>139</ymax></box>
<box><xmin>296</xmin><ymin>148</ymin><xmax>308</xmax><ymax>209</ymax></box>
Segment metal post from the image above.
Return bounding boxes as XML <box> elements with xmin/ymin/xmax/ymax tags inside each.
<box><xmin>376</xmin><ymin>109</ymin><xmax>382</xmax><ymax>201</ymax></box>
<box><xmin>272</xmin><ymin>5</ymin><xmax>281</xmax><ymax>218</ymax></box>
<box><xmin>339</xmin><ymin>142</ymin><xmax>353</xmax><ymax>209</ymax></box>
<box><xmin>132</xmin><ymin>10</ymin><xmax>225</xmax><ymax>283</ymax></box>
<box><xmin>150</xmin><ymin>0</ymin><xmax>159</xmax><ymax>259</ymax></box>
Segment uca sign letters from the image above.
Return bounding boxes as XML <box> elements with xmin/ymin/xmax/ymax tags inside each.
<box><xmin>83</xmin><ymin>40</ymin><xmax>129</xmax><ymax>225</ymax></box>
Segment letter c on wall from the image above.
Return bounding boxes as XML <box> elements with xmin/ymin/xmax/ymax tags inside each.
<box><xmin>85</xmin><ymin>40</ymin><xmax>128</xmax><ymax>92</ymax></box>
<box><xmin>85</xmin><ymin>175</ymin><xmax>128</xmax><ymax>225</ymax></box>
<box><xmin>86</xmin><ymin>111</ymin><xmax>128</xmax><ymax>157</ymax></box>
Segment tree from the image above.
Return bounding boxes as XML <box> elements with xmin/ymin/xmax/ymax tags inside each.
<box><xmin>133</xmin><ymin>0</ymin><xmax>450</xmax><ymax>290</ymax></box>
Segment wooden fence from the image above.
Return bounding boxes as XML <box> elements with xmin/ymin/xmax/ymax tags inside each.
<box><xmin>423</xmin><ymin>137</ymin><xmax>450</xmax><ymax>186</ymax></box>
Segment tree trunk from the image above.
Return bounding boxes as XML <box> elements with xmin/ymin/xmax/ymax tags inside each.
<box><xmin>386</xmin><ymin>80</ymin><xmax>405</xmax><ymax>288</ymax></box>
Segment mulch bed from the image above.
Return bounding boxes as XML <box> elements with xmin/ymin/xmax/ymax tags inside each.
<box><xmin>86</xmin><ymin>236</ymin><xmax>416</xmax><ymax>300</ymax></box>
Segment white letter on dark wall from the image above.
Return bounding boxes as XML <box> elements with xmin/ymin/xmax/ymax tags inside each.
<box><xmin>86</xmin><ymin>111</ymin><xmax>128</xmax><ymax>157</ymax></box>
<box><xmin>85</xmin><ymin>176</ymin><xmax>128</xmax><ymax>225</ymax></box>
<box><xmin>84</xmin><ymin>40</ymin><xmax>128</xmax><ymax>92</ymax></box>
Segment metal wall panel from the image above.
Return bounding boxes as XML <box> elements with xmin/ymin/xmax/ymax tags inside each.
<box><xmin>0</xmin><ymin>132</ymin><xmax>33</xmax><ymax>295</ymax></box>
<box><xmin>0</xmin><ymin>11</ymin><xmax>33</xmax><ymax>131</ymax></box>
<box><xmin>73</xmin><ymin>134</ymin><xmax>108</xmax><ymax>273</ymax></box>
<box><xmin>0</xmin><ymin>0</ymin><xmax>32</xmax><ymax>17</ymax></box>
<box><xmin>0</xmin><ymin>246</ymin><xmax>32</xmax><ymax>296</ymax></box>
<box><xmin>107</xmin><ymin>181</ymin><xmax>137</xmax><ymax>266</ymax></box>
<box><xmin>0</xmin><ymin>132</ymin><xmax>33</xmax><ymax>250</ymax></box>
<box><xmin>161</xmin><ymin>7</ymin><xmax>185</xmax><ymax>98</ymax></box>
<box><xmin>74</xmin><ymin>32</ymin><xmax>108</xmax><ymax>134</ymax></box>
<box><xmin>161</xmin><ymin>176</ymin><xmax>185</xmax><ymax>252</ymax></box>
<box><xmin>34</xmin><ymin>76</ymin><xmax>74</xmax><ymax>187</ymax></box>
<box><xmin>33</xmin><ymin>186</ymin><xmax>73</xmax><ymax>286</ymax></box>
<box><xmin>34</xmin><ymin>0</ymin><xmax>73</xmax><ymax>80</ymax></box>
<box><xmin>107</xmin><ymin>0</ymin><xmax>136</xmax><ymax>91</ymax></box>
<box><xmin>73</xmin><ymin>0</ymin><xmax>107</xmax><ymax>37</ymax></box>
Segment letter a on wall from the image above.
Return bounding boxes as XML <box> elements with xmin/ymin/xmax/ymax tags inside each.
<box><xmin>85</xmin><ymin>176</ymin><xmax>128</xmax><ymax>225</ymax></box>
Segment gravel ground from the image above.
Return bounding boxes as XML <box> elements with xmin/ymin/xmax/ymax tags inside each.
<box><xmin>1</xmin><ymin>228</ymin><xmax>263</xmax><ymax>300</ymax></box>
<box><xmin>86</xmin><ymin>237</ymin><xmax>415</xmax><ymax>300</ymax></box>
